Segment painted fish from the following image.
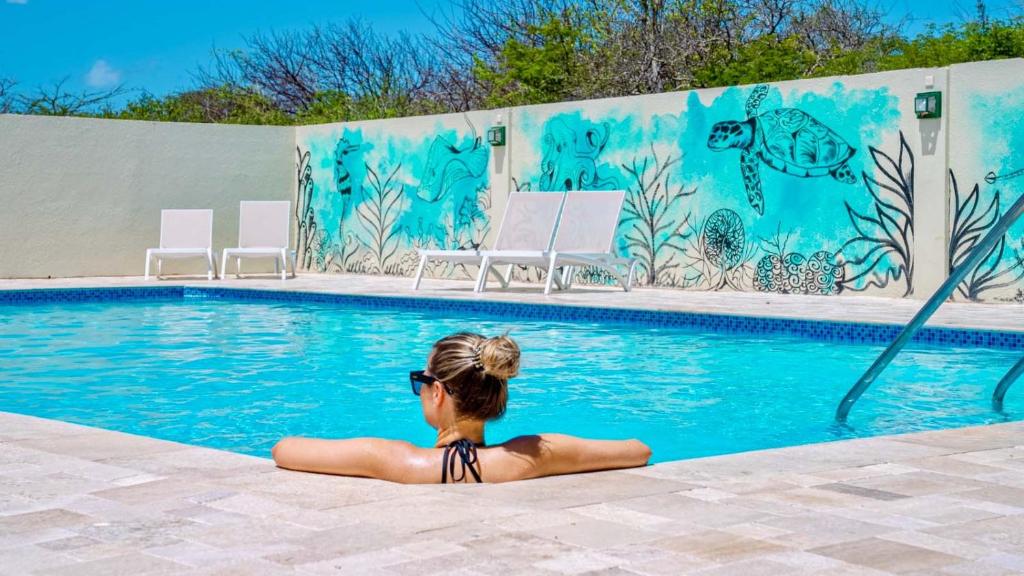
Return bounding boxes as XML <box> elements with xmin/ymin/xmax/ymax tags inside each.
<box><xmin>415</xmin><ymin>136</ymin><xmax>489</xmax><ymax>203</ymax></box>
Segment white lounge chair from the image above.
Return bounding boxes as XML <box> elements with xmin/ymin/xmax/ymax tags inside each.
<box><xmin>220</xmin><ymin>201</ymin><xmax>296</xmax><ymax>280</ymax></box>
<box><xmin>476</xmin><ymin>190</ymin><xmax>637</xmax><ymax>295</ymax></box>
<box><xmin>144</xmin><ymin>209</ymin><xmax>217</xmax><ymax>281</ymax></box>
<box><xmin>412</xmin><ymin>191</ymin><xmax>566</xmax><ymax>290</ymax></box>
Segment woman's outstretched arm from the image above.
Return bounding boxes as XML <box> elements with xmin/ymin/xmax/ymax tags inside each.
<box><xmin>501</xmin><ymin>434</ymin><xmax>652</xmax><ymax>479</ymax></box>
<box><xmin>271</xmin><ymin>437</ymin><xmax>432</xmax><ymax>482</ymax></box>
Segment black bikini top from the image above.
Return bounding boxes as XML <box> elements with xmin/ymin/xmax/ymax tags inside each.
<box><xmin>441</xmin><ymin>438</ymin><xmax>483</xmax><ymax>484</ymax></box>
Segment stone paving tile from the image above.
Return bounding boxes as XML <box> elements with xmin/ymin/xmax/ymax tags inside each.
<box><xmin>566</xmin><ymin>502</ymin><xmax>675</xmax><ymax>530</ymax></box>
<box><xmin>619</xmin><ymin>491</ymin><xmax>780</xmax><ymax>522</ymax></box>
<box><xmin>195</xmin><ymin>559</ymin><xmax>305</xmax><ymax>576</ymax></box>
<box><xmin>17</xmin><ymin>431</ymin><xmax>187</xmax><ymax>461</ymax></box>
<box><xmin>651</xmin><ymin>529</ymin><xmax>790</xmax><ymax>563</ymax></box>
<box><xmin>810</xmin><ymin>537</ymin><xmax>965</xmax><ymax>574</ymax></box>
<box><xmin>923</xmin><ymin>514</ymin><xmax>1024</xmax><ymax>552</ymax></box>
<box><xmin>616</xmin><ymin>553</ymin><xmax>710</xmax><ymax>576</ymax></box>
<box><xmin>532</xmin><ymin>517</ymin><xmax>665</xmax><ymax>549</ymax></box>
<box><xmin>143</xmin><ymin>539</ymin><xmax>262</xmax><ymax>568</ymax></box>
<box><xmin>0</xmin><ymin>543</ymin><xmax>80</xmax><ymax>574</ymax></box>
<box><xmin>33</xmin><ymin>551</ymin><xmax>189</xmax><ymax>576</ymax></box>
<box><xmin>532</xmin><ymin>549</ymin><xmax>624</xmax><ymax>574</ymax></box>
<box><xmin>760</xmin><ymin>512</ymin><xmax>898</xmax><ymax>549</ymax></box>
<box><xmin>688</xmin><ymin>557</ymin><xmax>815</xmax><ymax>576</ymax></box>
<box><xmin>0</xmin><ymin>508</ymin><xmax>95</xmax><ymax>534</ymax></box>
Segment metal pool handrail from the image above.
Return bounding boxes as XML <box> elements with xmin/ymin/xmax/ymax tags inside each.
<box><xmin>993</xmin><ymin>356</ymin><xmax>1024</xmax><ymax>412</ymax></box>
<box><xmin>836</xmin><ymin>190</ymin><xmax>1024</xmax><ymax>423</ymax></box>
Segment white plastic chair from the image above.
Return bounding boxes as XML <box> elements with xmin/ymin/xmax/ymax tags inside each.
<box><xmin>477</xmin><ymin>190</ymin><xmax>637</xmax><ymax>295</ymax></box>
<box><xmin>412</xmin><ymin>192</ymin><xmax>566</xmax><ymax>290</ymax></box>
<box><xmin>144</xmin><ymin>209</ymin><xmax>217</xmax><ymax>280</ymax></box>
<box><xmin>220</xmin><ymin>201</ymin><xmax>296</xmax><ymax>280</ymax></box>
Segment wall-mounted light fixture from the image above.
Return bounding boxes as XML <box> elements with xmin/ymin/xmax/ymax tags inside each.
<box><xmin>914</xmin><ymin>91</ymin><xmax>942</xmax><ymax>119</ymax></box>
<box><xmin>487</xmin><ymin>113</ymin><xmax>506</xmax><ymax>146</ymax></box>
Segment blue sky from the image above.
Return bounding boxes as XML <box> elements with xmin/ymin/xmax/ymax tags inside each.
<box><xmin>0</xmin><ymin>0</ymin><xmax>1020</xmax><ymax>101</ymax></box>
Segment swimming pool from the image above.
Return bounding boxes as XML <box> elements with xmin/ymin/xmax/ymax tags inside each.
<box><xmin>0</xmin><ymin>287</ymin><xmax>1021</xmax><ymax>463</ymax></box>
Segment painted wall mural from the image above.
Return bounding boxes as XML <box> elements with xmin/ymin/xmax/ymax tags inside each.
<box><xmin>513</xmin><ymin>81</ymin><xmax>910</xmax><ymax>296</ymax></box>
<box><xmin>294</xmin><ymin>63</ymin><xmax>1021</xmax><ymax>303</ymax></box>
<box><xmin>295</xmin><ymin>115</ymin><xmax>493</xmax><ymax>280</ymax></box>
<box><xmin>948</xmin><ymin>67</ymin><xmax>1024</xmax><ymax>303</ymax></box>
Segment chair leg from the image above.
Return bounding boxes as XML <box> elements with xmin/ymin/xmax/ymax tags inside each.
<box><xmin>552</xmin><ymin>267</ymin><xmax>566</xmax><ymax>291</ymax></box>
<box><xmin>205</xmin><ymin>252</ymin><xmax>213</xmax><ymax>281</ymax></box>
<box><xmin>144</xmin><ymin>250</ymin><xmax>152</xmax><ymax>280</ymax></box>
<box><xmin>625</xmin><ymin>260</ymin><xmax>638</xmax><ymax>291</ymax></box>
<box><xmin>289</xmin><ymin>250</ymin><xmax>298</xmax><ymax>278</ymax></box>
<box><xmin>280</xmin><ymin>249</ymin><xmax>287</xmax><ymax>280</ymax></box>
<box><xmin>157</xmin><ymin>258</ymin><xmax>163</xmax><ymax>279</ymax></box>
<box><xmin>412</xmin><ymin>254</ymin><xmax>427</xmax><ymax>290</ymax></box>
<box><xmin>475</xmin><ymin>257</ymin><xmax>491</xmax><ymax>293</ymax></box>
<box><xmin>488</xmin><ymin>265</ymin><xmax>509</xmax><ymax>287</ymax></box>
<box><xmin>236</xmin><ymin>257</ymin><xmax>242</xmax><ymax>278</ymax></box>
<box><xmin>501</xmin><ymin>264</ymin><xmax>514</xmax><ymax>288</ymax></box>
<box><xmin>544</xmin><ymin>254</ymin><xmax>559</xmax><ymax>295</ymax></box>
<box><xmin>599</xmin><ymin>259</ymin><xmax>628</xmax><ymax>292</ymax></box>
<box><xmin>220</xmin><ymin>249</ymin><xmax>229</xmax><ymax>280</ymax></box>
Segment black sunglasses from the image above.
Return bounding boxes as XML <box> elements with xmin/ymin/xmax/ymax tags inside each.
<box><xmin>410</xmin><ymin>370</ymin><xmax>452</xmax><ymax>396</ymax></box>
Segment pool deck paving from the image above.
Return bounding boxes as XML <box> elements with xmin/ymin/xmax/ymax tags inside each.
<box><xmin>1</xmin><ymin>274</ymin><xmax>1023</xmax><ymax>574</ymax></box>
<box><xmin>3</xmin><ymin>413</ymin><xmax>1024</xmax><ymax>575</ymax></box>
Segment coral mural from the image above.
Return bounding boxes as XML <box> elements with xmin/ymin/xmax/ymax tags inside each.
<box><xmin>295</xmin><ymin>116</ymin><xmax>493</xmax><ymax>279</ymax></box>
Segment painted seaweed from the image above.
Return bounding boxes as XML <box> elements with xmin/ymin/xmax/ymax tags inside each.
<box><xmin>949</xmin><ymin>170</ymin><xmax>1024</xmax><ymax>301</ymax></box>
<box><xmin>354</xmin><ymin>163</ymin><xmax>406</xmax><ymax>275</ymax></box>
<box><xmin>295</xmin><ymin>146</ymin><xmax>318</xmax><ymax>271</ymax></box>
<box><xmin>839</xmin><ymin>132</ymin><xmax>914</xmax><ymax>296</ymax></box>
<box><xmin>619</xmin><ymin>147</ymin><xmax>696</xmax><ymax>286</ymax></box>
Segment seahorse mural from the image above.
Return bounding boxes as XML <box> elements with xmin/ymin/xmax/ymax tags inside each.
<box><xmin>334</xmin><ymin>138</ymin><xmax>363</xmax><ymax>220</ymax></box>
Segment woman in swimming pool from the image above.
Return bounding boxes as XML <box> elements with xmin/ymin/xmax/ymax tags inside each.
<box><xmin>272</xmin><ymin>332</ymin><xmax>651</xmax><ymax>483</ymax></box>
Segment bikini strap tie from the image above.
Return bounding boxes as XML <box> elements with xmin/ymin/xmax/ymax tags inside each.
<box><xmin>442</xmin><ymin>438</ymin><xmax>482</xmax><ymax>484</ymax></box>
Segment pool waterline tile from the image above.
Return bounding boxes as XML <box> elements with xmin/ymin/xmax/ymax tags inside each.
<box><xmin>1</xmin><ymin>284</ymin><xmax>1021</xmax><ymax>350</ymax></box>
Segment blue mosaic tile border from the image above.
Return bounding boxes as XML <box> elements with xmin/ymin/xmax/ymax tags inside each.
<box><xmin>1</xmin><ymin>285</ymin><xmax>1021</xmax><ymax>351</ymax></box>
<box><xmin>0</xmin><ymin>286</ymin><xmax>184</xmax><ymax>304</ymax></box>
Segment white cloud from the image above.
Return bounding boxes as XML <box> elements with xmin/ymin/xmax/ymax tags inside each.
<box><xmin>85</xmin><ymin>59</ymin><xmax>121</xmax><ymax>88</ymax></box>
<box><xmin>6</xmin><ymin>0</ymin><xmax>29</xmax><ymax>5</ymax></box>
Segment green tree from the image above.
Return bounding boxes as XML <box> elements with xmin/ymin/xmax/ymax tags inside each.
<box><xmin>473</xmin><ymin>11</ymin><xmax>601</xmax><ymax>107</ymax></box>
<box><xmin>691</xmin><ymin>35</ymin><xmax>818</xmax><ymax>88</ymax></box>
<box><xmin>113</xmin><ymin>86</ymin><xmax>291</xmax><ymax>125</ymax></box>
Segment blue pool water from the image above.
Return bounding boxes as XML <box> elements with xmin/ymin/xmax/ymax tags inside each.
<box><xmin>0</xmin><ymin>291</ymin><xmax>1020</xmax><ymax>463</ymax></box>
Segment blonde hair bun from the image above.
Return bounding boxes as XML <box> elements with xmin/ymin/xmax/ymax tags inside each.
<box><xmin>479</xmin><ymin>334</ymin><xmax>520</xmax><ymax>380</ymax></box>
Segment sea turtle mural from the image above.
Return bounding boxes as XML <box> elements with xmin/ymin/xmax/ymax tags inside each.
<box><xmin>707</xmin><ymin>85</ymin><xmax>857</xmax><ymax>215</ymax></box>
